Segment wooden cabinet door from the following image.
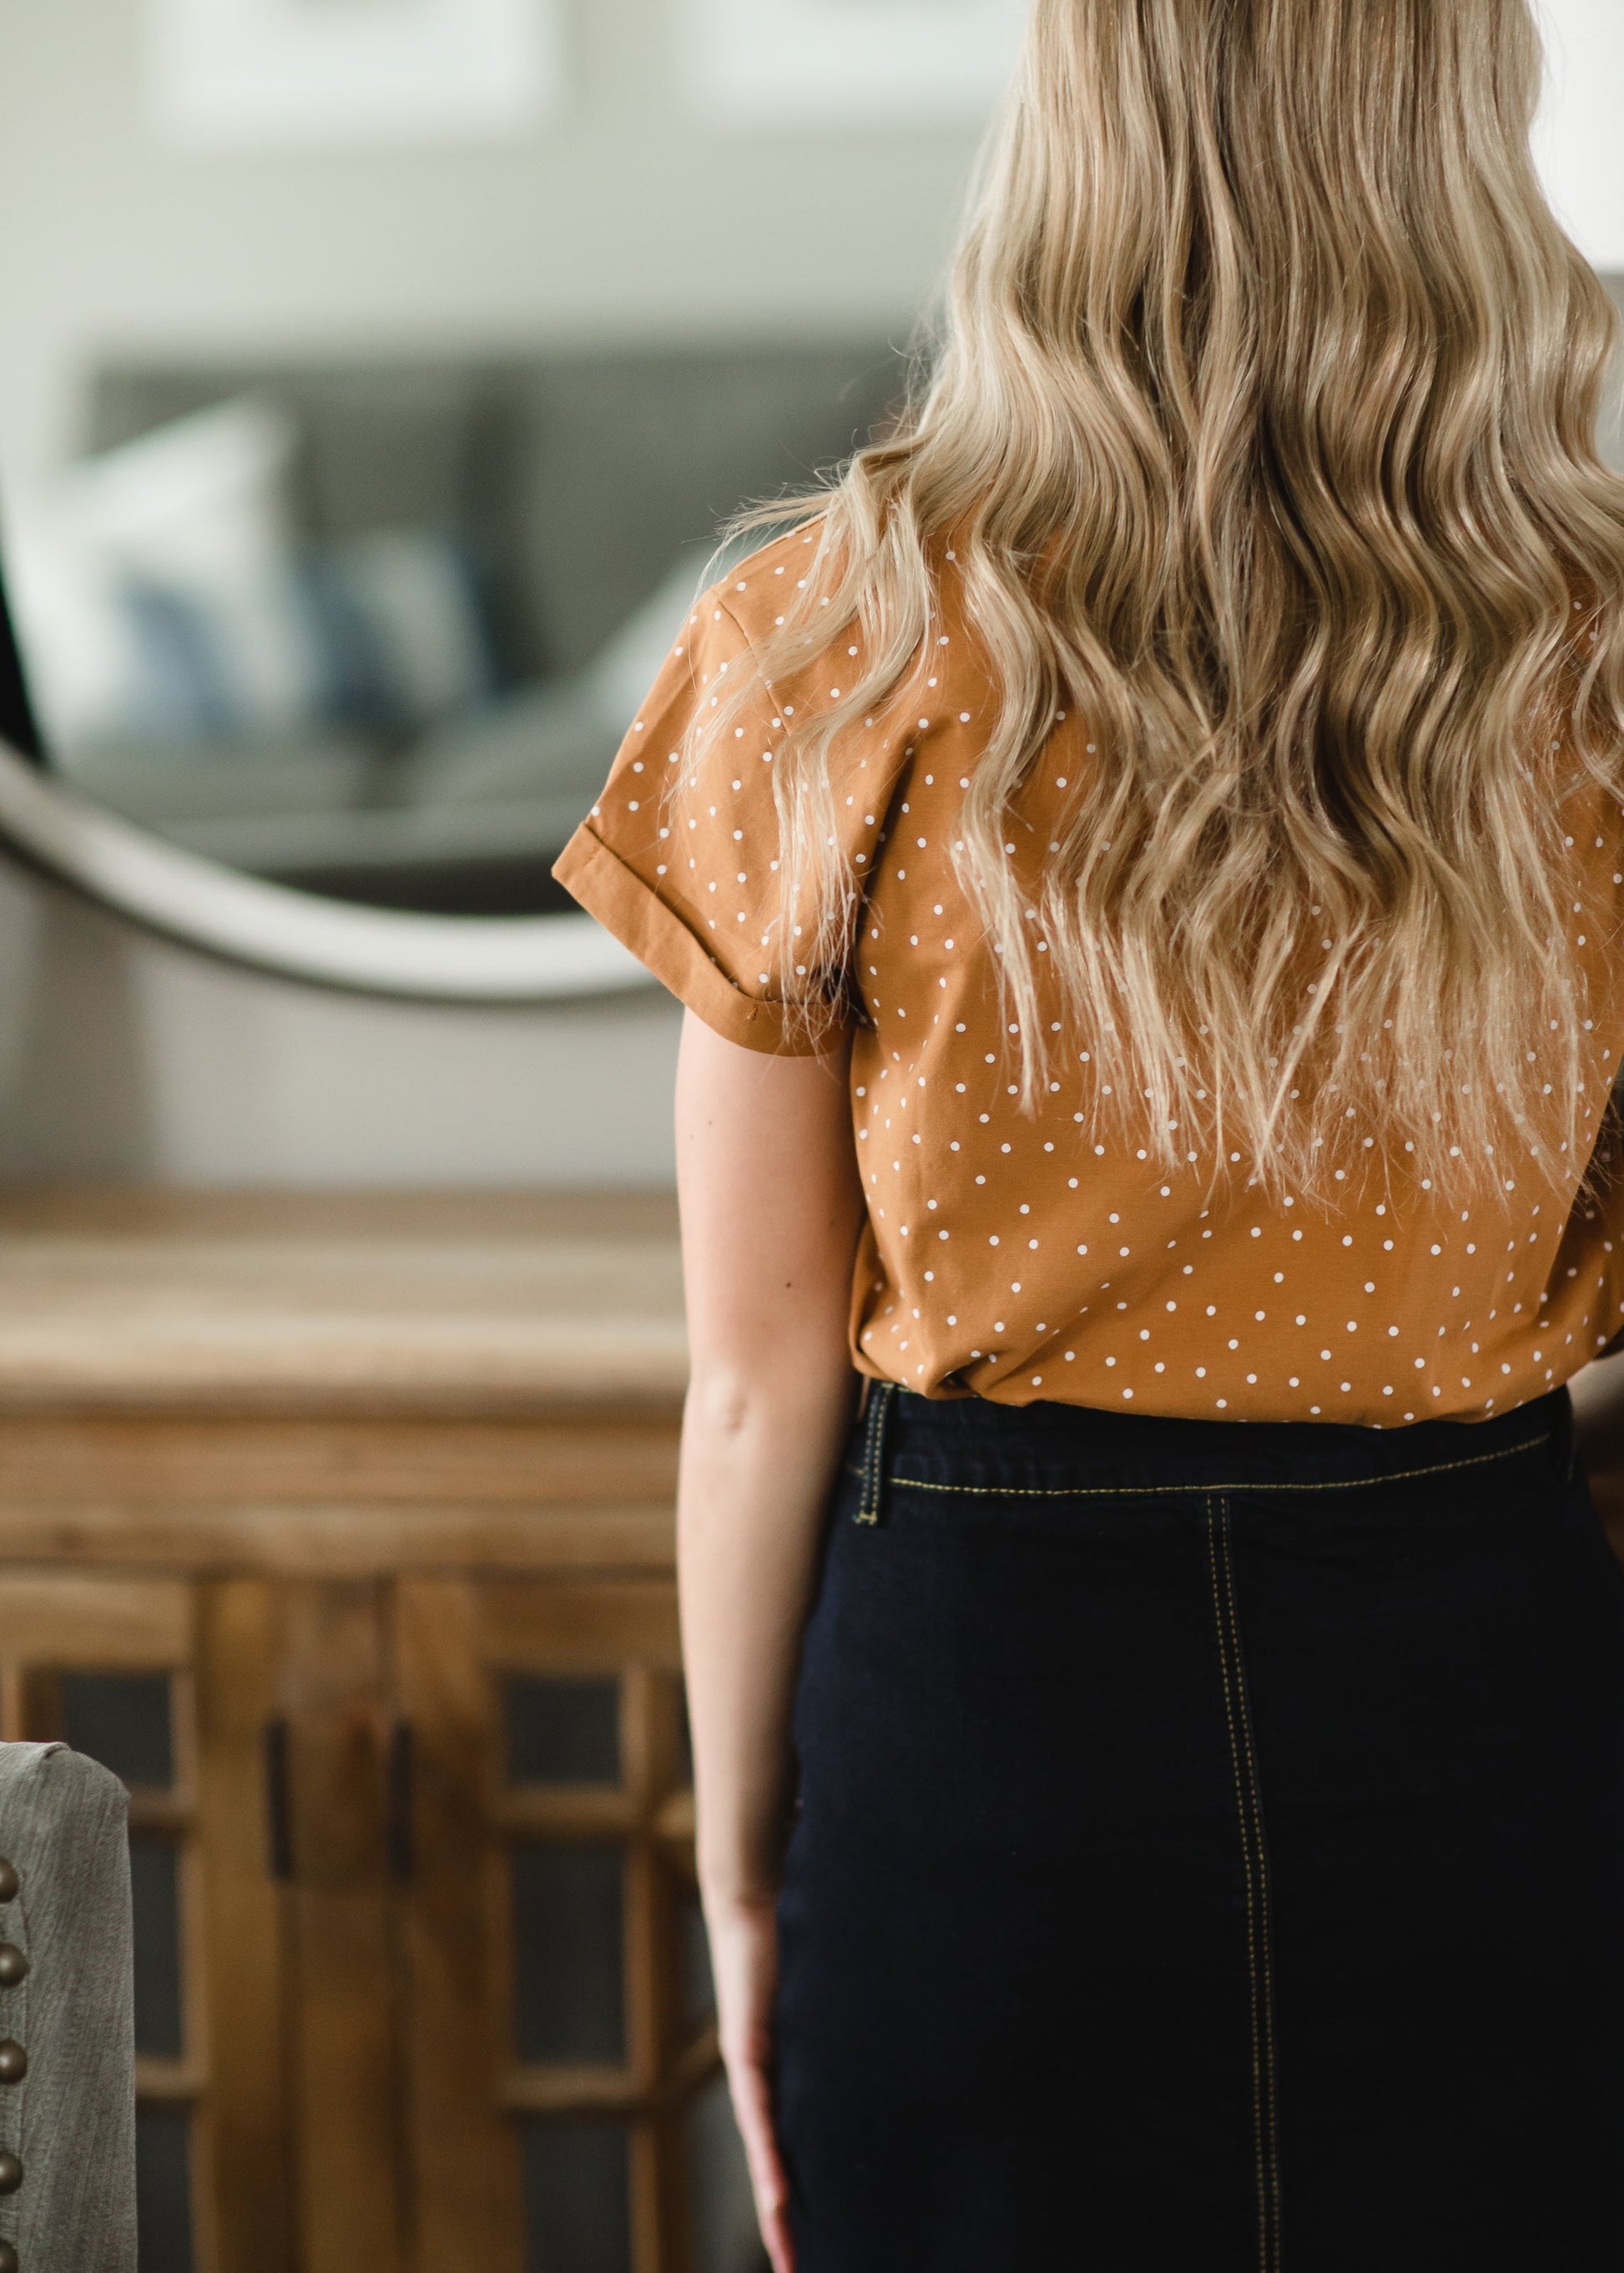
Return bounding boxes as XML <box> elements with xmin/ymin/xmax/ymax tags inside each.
<box><xmin>396</xmin><ymin>1578</ymin><xmax>719</xmax><ymax>2273</ymax></box>
<box><xmin>0</xmin><ymin>1566</ymin><xmax>749</xmax><ymax>2273</ymax></box>
<box><xmin>0</xmin><ymin>1573</ymin><xmax>294</xmax><ymax>2273</ymax></box>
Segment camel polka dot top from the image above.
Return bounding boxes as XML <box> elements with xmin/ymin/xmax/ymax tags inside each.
<box><xmin>555</xmin><ymin>525</ymin><xmax>1624</xmax><ymax>1427</ymax></box>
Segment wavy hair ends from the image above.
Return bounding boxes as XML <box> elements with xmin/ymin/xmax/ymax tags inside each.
<box><xmin>686</xmin><ymin>0</ymin><xmax>1624</xmax><ymax>1202</ymax></box>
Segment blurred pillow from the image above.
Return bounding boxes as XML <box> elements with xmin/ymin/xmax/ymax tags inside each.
<box><xmin>7</xmin><ymin>396</ymin><xmax>307</xmax><ymax>753</ymax></box>
<box><xmin>38</xmin><ymin>394</ymin><xmax>296</xmax><ymax>582</ymax></box>
<box><xmin>6</xmin><ymin>396</ymin><xmax>497</xmax><ymax>761</ymax></box>
<box><xmin>300</xmin><ymin>529</ymin><xmax>497</xmax><ymax>733</ymax></box>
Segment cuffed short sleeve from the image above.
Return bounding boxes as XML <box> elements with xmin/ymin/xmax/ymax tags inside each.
<box><xmin>553</xmin><ymin>559</ymin><xmax>855</xmax><ymax>1055</ymax></box>
<box><xmin>555</xmin><ymin>824</ymin><xmax>814</xmax><ymax>1052</ymax></box>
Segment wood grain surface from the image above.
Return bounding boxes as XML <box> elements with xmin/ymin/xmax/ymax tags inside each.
<box><xmin>0</xmin><ymin>1189</ymin><xmax>685</xmax><ymax>1417</ymax></box>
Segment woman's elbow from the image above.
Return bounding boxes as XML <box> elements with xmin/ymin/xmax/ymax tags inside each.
<box><xmin>684</xmin><ymin>1350</ymin><xmax>857</xmax><ymax>1446</ymax></box>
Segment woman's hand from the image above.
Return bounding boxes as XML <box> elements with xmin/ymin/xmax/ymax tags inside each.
<box><xmin>709</xmin><ymin>1890</ymin><xmax>795</xmax><ymax>2273</ymax></box>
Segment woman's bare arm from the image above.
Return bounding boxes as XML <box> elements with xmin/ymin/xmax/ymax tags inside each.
<box><xmin>675</xmin><ymin>1010</ymin><xmax>865</xmax><ymax>2270</ymax></box>
<box><xmin>677</xmin><ymin>1009</ymin><xmax>865</xmax><ymax>1899</ymax></box>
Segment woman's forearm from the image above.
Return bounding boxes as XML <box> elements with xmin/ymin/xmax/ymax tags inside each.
<box><xmin>680</xmin><ymin>1359</ymin><xmax>859</xmax><ymax>1907</ymax></box>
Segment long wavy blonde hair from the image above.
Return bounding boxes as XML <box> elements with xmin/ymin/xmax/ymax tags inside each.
<box><xmin>701</xmin><ymin>0</ymin><xmax>1624</xmax><ymax>1199</ymax></box>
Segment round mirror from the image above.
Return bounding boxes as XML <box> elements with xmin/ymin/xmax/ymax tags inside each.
<box><xmin>0</xmin><ymin>0</ymin><xmax>966</xmax><ymax>1003</ymax></box>
<box><xmin>0</xmin><ymin>338</ymin><xmax>912</xmax><ymax>997</ymax></box>
<box><xmin>0</xmin><ymin>343</ymin><xmax>905</xmax><ymax>996</ymax></box>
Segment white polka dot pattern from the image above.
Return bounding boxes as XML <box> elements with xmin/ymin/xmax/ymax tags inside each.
<box><xmin>557</xmin><ymin>530</ymin><xmax>1624</xmax><ymax>1428</ymax></box>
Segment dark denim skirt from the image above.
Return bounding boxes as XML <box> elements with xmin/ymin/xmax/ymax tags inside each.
<box><xmin>774</xmin><ymin>1385</ymin><xmax>1624</xmax><ymax>2271</ymax></box>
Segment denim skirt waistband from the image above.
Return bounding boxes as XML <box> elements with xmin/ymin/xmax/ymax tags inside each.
<box><xmin>850</xmin><ymin>1380</ymin><xmax>1571</xmax><ymax>1523</ymax></box>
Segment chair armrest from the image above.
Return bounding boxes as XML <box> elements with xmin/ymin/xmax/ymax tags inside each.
<box><xmin>0</xmin><ymin>1743</ymin><xmax>136</xmax><ymax>2272</ymax></box>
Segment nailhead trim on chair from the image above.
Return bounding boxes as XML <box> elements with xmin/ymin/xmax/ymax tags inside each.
<box><xmin>0</xmin><ymin>1859</ymin><xmax>21</xmax><ymax>2258</ymax></box>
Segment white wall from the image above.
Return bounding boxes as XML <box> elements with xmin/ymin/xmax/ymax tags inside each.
<box><xmin>0</xmin><ymin>859</ymin><xmax>687</xmax><ymax>1185</ymax></box>
<box><xmin>0</xmin><ymin>0</ymin><xmax>986</xmax><ymax>1185</ymax></box>
<box><xmin>1536</xmin><ymin>0</ymin><xmax>1624</xmax><ymax>271</ymax></box>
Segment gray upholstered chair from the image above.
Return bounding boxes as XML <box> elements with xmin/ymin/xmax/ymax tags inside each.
<box><xmin>0</xmin><ymin>1745</ymin><xmax>137</xmax><ymax>2273</ymax></box>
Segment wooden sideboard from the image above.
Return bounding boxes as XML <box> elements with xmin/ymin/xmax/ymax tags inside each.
<box><xmin>0</xmin><ymin>1190</ymin><xmax>731</xmax><ymax>2273</ymax></box>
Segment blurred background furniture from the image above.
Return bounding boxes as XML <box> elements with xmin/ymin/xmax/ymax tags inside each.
<box><xmin>0</xmin><ymin>1741</ymin><xmax>138</xmax><ymax>2271</ymax></box>
<box><xmin>0</xmin><ymin>1187</ymin><xmax>752</xmax><ymax>2273</ymax></box>
<box><xmin>8</xmin><ymin>344</ymin><xmax>905</xmax><ymax>918</ymax></box>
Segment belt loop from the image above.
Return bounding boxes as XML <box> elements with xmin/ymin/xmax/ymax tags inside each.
<box><xmin>855</xmin><ymin>1381</ymin><xmax>899</xmax><ymax>1527</ymax></box>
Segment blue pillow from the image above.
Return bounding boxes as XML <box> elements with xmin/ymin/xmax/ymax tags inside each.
<box><xmin>110</xmin><ymin>528</ymin><xmax>499</xmax><ymax>751</ymax></box>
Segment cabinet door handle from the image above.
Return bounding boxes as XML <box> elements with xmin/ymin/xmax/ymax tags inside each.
<box><xmin>263</xmin><ymin>1718</ymin><xmax>295</xmax><ymax>1882</ymax></box>
<box><xmin>386</xmin><ymin>1720</ymin><xmax>414</xmax><ymax>1884</ymax></box>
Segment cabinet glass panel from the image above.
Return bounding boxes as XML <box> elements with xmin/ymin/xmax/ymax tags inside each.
<box><xmin>678</xmin><ymin>1887</ymin><xmax>714</xmax><ymax>2030</ymax></box>
<box><xmin>512</xmin><ymin>1844</ymin><xmax>625</xmax><ymax>2064</ymax></box>
<box><xmin>129</xmin><ymin>1838</ymin><xmax>184</xmax><ymax>2060</ymax></box>
<box><xmin>505</xmin><ymin>1677</ymin><xmax>621</xmax><ymax>1787</ymax></box>
<box><xmin>62</xmin><ymin>1673</ymin><xmax>174</xmax><ymax>1789</ymax></box>
<box><xmin>135</xmin><ymin>2107</ymin><xmax>194</xmax><ymax>2273</ymax></box>
<box><xmin>521</xmin><ymin>2122</ymin><xmax>631</xmax><ymax>2273</ymax></box>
